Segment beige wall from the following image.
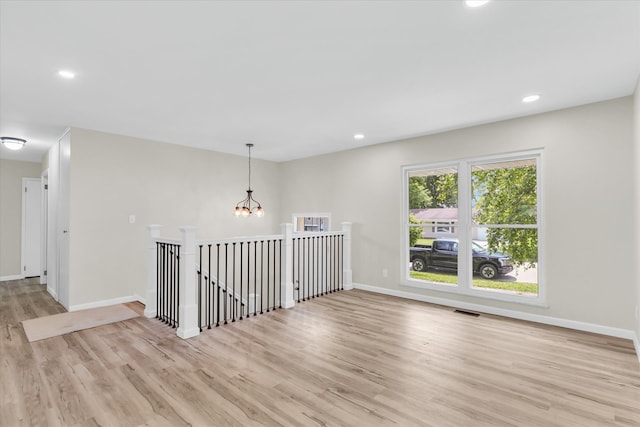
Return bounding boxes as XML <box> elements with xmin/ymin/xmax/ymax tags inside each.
<box><xmin>68</xmin><ymin>128</ymin><xmax>281</xmax><ymax>307</ymax></box>
<box><xmin>0</xmin><ymin>159</ymin><xmax>42</xmax><ymax>277</ymax></box>
<box><xmin>281</xmin><ymin>97</ymin><xmax>636</xmax><ymax>330</ymax></box>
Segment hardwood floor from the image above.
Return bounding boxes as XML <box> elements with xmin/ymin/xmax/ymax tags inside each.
<box><xmin>1</xmin><ymin>278</ymin><xmax>639</xmax><ymax>426</ymax></box>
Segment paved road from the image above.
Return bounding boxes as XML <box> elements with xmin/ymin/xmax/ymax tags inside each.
<box><xmin>496</xmin><ymin>264</ymin><xmax>538</xmax><ymax>283</ymax></box>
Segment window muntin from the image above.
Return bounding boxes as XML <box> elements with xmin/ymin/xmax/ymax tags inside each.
<box><xmin>403</xmin><ymin>152</ymin><xmax>543</xmax><ymax>305</ymax></box>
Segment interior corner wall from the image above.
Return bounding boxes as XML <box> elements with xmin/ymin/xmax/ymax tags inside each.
<box><xmin>0</xmin><ymin>159</ymin><xmax>43</xmax><ymax>278</ymax></box>
<box><xmin>281</xmin><ymin>96</ymin><xmax>636</xmax><ymax>331</ymax></box>
<box><xmin>633</xmin><ymin>74</ymin><xmax>640</xmax><ymax>343</ymax></box>
<box><xmin>67</xmin><ymin>128</ymin><xmax>281</xmax><ymax>308</ymax></box>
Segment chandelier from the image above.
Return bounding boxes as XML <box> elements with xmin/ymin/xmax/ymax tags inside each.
<box><xmin>234</xmin><ymin>143</ymin><xmax>264</xmax><ymax>217</ymax></box>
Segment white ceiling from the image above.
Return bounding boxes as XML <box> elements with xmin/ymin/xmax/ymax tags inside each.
<box><xmin>1</xmin><ymin>0</ymin><xmax>639</xmax><ymax>163</ymax></box>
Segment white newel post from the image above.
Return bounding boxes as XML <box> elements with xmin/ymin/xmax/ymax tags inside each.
<box><xmin>144</xmin><ymin>225</ymin><xmax>162</xmax><ymax>318</ymax></box>
<box><xmin>281</xmin><ymin>223</ymin><xmax>296</xmax><ymax>309</ymax></box>
<box><xmin>177</xmin><ymin>226</ymin><xmax>200</xmax><ymax>339</ymax></box>
<box><xmin>341</xmin><ymin>222</ymin><xmax>354</xmax><ymax>290</ymax></box>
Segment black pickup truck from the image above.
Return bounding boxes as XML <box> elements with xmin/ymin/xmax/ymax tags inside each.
<box><xmin>410</xmin><ymin>238</ymin><xmax>513</xmax><ymax>279</ymax></box>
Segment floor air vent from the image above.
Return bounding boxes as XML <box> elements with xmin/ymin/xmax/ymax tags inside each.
<box><xmin>454</xmin><ymin>309</ymin><xmax>480</xmax><ymax>317</ymax></box>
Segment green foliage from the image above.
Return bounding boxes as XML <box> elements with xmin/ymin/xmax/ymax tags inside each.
<box><xmin>408</xmin><ymin>214</ymin><xmax>423</xmax><ymax>247</ymax></box>
<box><xmin>473</xmin><ymin>165</ymin><xmax>537</xmax><ymax>224</ymax></box>
<box><xmin>410</xmin><ymin>174</ymin><xmax>458</xmax><ymax>209</ymax></box>
<box><xmin>473</xmin><ymin>165</ymin><xmax>538</xmax><ymax>265</ymax></box>
<box><xmin>408</xmin><ymin>177</ymin><xmax>433</xmax><ymax>209</ymax></box>
<box><xmin>431</xmin><ymin>173</ymin><xmax>458</xmax><ymax>207</ymax></box>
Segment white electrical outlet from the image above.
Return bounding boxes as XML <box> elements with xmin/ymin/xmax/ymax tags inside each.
<box><xmin>382</xmin><ymin>268</ymin><xmax>388</xmax><ymax>278</ymax></box>
<box><xmin>129</xmin><ymin>214</ymin><xmax>136</xmax><ymax>224</ymax></box>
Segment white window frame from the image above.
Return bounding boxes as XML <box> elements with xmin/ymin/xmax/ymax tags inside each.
<box><xmin>402</xmin><ymin>150</ymin><xmax>545</xmax><ymax>307</ymax></box>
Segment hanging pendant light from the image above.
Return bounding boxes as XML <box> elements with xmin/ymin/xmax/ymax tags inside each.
<box><xmin>234</xmin><ymin>143</ymin><xmax>264</xmax><ymax>218</ymax></box>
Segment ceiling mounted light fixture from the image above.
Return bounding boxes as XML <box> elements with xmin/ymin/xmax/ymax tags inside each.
<box><xmin>353</xmin><ymin>134</ymin><xmax>365</xmax><ymax>140</ymax></box>
<box><xmin>58</xmin><ymin>69</ymin><xmax>76</xmax><ymax>79</ymax></box>
<box><xmin>234</xmin><ymin>143</ymin><xmax>264</xmax><ymax>218</ymax></box>
<box><xmin>465</xmin><ymin>0</ymin><xmax>490</xmax><ymax>7</ymax></box>
<box><xmin>1</xmin><ymin>136</ymin><xmax>27</xmax><ymax>150</ymax></box>
<box><xmin>522</xmin><ymin>94</ymin><xmax>541</xmax><ymax>103</ymax></box>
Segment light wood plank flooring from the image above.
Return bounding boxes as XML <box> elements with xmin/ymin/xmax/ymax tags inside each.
<box><xmin>1</xmin><ymin>278</ymin><xmax>639</xmax><ymax>426</ymax></box>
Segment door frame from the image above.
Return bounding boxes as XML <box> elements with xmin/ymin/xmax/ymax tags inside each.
<box><xmin>41</xmin><ymin>170</ymin><xmax>48</xmax><ymax>285</ymax></box>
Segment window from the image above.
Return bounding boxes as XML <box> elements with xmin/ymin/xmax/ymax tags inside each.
<box><xmin>292</xmin><ymin>213</ymin><xmax>331</xmax><ymax>233</ymax></box>
<box><xmin>403</xmin><ymin>151</ymin><xmax>543</xmax><ymax>305</ymax></box>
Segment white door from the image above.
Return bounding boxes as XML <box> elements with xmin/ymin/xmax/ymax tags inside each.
<box><xmin>22</xmin><ymin>178</ymin><xmax>41</xmax><ymax>277</ymax></box>
<box><xmin>58</xmin><ymin>132</ymin><xmax>71</xmax><ymax>309</ymax></box>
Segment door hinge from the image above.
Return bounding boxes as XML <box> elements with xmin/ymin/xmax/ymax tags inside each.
<box><xmin>24</xmin><ymin>266</ymin><xmax>26</xmax><ymax>271</ymax></box>
<box><xmin>45</xmin><ymin>184</ymin><xmax>48</xmax><ymax>190</ymax></box>
<box><xmin>25</xmin><ymin>187</ymin><xmax>27</xmax><ymax>192</ymax></box>
<box><xmin>44</xmin><ymin>270</ymin><xmax>47</xmax><ymax>276</ymax></box>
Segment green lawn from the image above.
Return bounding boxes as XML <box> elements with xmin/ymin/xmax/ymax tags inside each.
<box><xmin>409</xmin><ymin>270</ymin><xmax>538</xmax><ymax>295</ymax></box>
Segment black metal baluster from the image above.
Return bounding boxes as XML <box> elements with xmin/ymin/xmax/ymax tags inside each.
<box><xmin>169</xmin><ymin>244</ymin><xmax>173</xmax><ymax>323</ymax></box>
<box><xmin>224</xmin><ymin>243</ymin><xmax>228</xmax><ymax>325</ymax></box>
<box><xmin>232</xmin><ymin>242</ymin><xmax>236</xmax><ymax>322</ymax></box>
<box><xmin>338</xmin><ymin>235</ymin><xmax>344</xmax><ymax>291</ymax></box>
<box><xmin>156</xmin><ymin>243</ymin><xmax>161</xmax><ymax>320</ymax></box>
<box><xmin>168</xmin><ymin>245</ymin><xmax>173</xmax><ymax>325</ymax></box>
<box><xmin>216</xmin><ymin>243</ymin><xmax>221</xmax><ymax>327</ymax></box>
<box><xmin>198</xmin><ymin>245</ymin><xmax>202</xmax><ymax>331</ymax></box>
<box><xmin>272</xmin><ymin>239</ymin><xmax>276</xmax><ymax>310</ymax></box>
<box><xmin>240</xmin><ymin>242</ymin><xmax>244</xmax><ymax>320</ymax></box>
<box><xmin>253</xmin><ymin>241</ymin><xmax>257</xmax><ymax>316</ymax></box>
<box><xmin>266</xmin><ymin>240</ymin><xmax>270</xmax><ymax>312</ymax></box>
<box><xmin>273</xmin><ymin>240</ymin><xmax>278</xmax><ymax>311</ymax></box>
<box><xmin>293</xmin><ymin>238</ymin><xmax>298</xmax><ymax>303</ymax></box>
<box><xmin>176</xmin><ymin>245</ymin><xmax>180</xmax><ymax>327</ymax></box>
<box><xmin>260</xmin><ymin>240</ymin><xmax>264</xmax><ymax>314</ymax></box>
<box><xmin>332</xmin><ymin>235</ymin><xmax>336</xmax><ymax>293</ymax></box>
<box><xmin>304</xmin><ymin>237</ymin><xmax>308</xmax><ymax>301</ymax></box>
<box><xmin>311</xmin><ymin>236</ymin><xmax>316</xmax><ymax>299</ymax></box>
<box><xmin>162</xmin><ymin>244</ymin><xmax>167</xmax><ymax>323</ymax></box>
<box><xmin>208</xmin><ymin>244</ymin><xmax>212</xmax><ymax>329</ymax></box>
<box><xmin>279</xmin><ymin>238</ymin><xmax>283</xmax><ymax>309</ymax></box>
<box><xmin>321</xmin><ymin>236</ymin><xmax>325</xmax><ymax>296</ymax></box>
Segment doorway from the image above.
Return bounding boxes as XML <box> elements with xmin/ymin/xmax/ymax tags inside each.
<box><xmin>22</xmin><ymin>178</ymin><xmax>41</xmax><ymax>278</ymax></box>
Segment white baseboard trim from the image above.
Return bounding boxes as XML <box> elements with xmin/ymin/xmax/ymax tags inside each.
<box><xmin>353</xmin><ymin>283</ymin><xmax>638</xmax><ymax>345</ymax></box>
<box><xmin>69</xmin><ymin>295</ymin><xmax>141</xmax><ymax>312</ymax></box>
<box><xmin>633</xmin><ymin>333</ymin><xmax>640</xmax><ymax>363</ymax></box>
<box><xmin>134</xmin><ymin>294</ymin><xmax>146</xmax><ymax>305</ymax></box>
<box><xmin>0</xmin><ymin>274</ymin><xmax>25</xmax><ymax>282</ymax></box>
<box><xmin>47</xmin><ymin>286</ymin><xmax>58</xmax><ymax>300</ymax></box>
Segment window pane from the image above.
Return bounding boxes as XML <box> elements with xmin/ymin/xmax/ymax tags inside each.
<box><xmin>408</xmin><ymin>167</ymin><xmax>458</xmax><ymax>286</ymax></box>
<box><xmin>471</xmin><ymin>227</ymin><xmax>538</xmax><ymax>297</ymax></box>
<box><xmin>471</xmin><ymin>159</ymin><xmax>537</xmax><ymax>225</ymax></box>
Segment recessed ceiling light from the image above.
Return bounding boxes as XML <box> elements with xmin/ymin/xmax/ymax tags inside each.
<box><xmin>522</xmin><ymin>94</ymin><xmax>541</xmax><ymax>103</ymax></box>
<box><xmin>353</xmin><ymin>134</ymin><xmax>365</xmax><ymax>140</ymax></box>
<box><xmin>58</xmin><ymin>70</ymin><xmax>76</xmax><ymax>79</ymax></box>
<box><xmin>466</xmin><ymin>0</ymin><xmax>490</xmax><ymax>8</ymax></box>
